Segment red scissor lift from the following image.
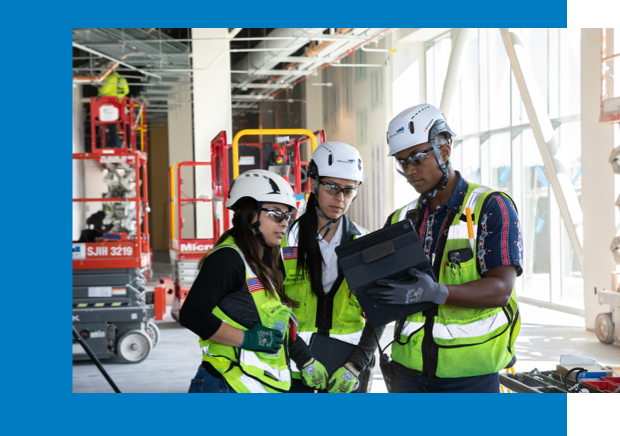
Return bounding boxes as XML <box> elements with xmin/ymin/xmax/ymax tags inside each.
<box><xmin>168</xmin><ymin>129</ymin><xmax>325</xmax><ymax>321</ymax></box>
<box><xmin>72</xmin><ymin>96</ymin><xmax>162</xmax><ymax>364</ymax></box>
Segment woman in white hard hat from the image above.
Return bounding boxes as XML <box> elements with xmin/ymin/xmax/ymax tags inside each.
<box><xmin>281</xmin><ymin>142</ymin><xmax>385</xmax><ymax>393</ymax></box>
<box><xmin>180</xmin><ymin>169</ymin><xmax>310</xmax><ymax>393</ymax></box>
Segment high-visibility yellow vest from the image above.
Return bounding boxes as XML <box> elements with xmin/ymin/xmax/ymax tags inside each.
<box><xmin>199</xmin><ymin>236</ymin><xmax>293</xmax><ymax>393</ymax></box>
<box><xmin>390</xmin><ymin>183</ymin><xmax>521</xmax><ymax>378</ymax></box>
<box><xmin>281</xmin><ymin>220</ymin><xmax>367</xmax><ymax>379</ymax></box>
<box><xmin>98</xmin><ymin>72</ymin><xmax>129</xmax><ymax>98</ymax></box>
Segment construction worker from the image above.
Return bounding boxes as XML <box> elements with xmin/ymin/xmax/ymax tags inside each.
<box><xmin>98</xmin><ymin>71</ymin><xmax>129</xmax><ymax>99</ymax></box>
<box><xmin>97</xmin><ymin>71</ymin><xmax>129</xmax><ymax>148</ymax></box>
<box><xmin>180</xmin><ymin>170</ymin><xmax>312</xmax><ymax>393</ymax></box>
<box><xmin>369</xmin><ymin>103</ymin><xmax>522</xmax><ymax>393</ymax></box>
<box><xmin>282</xmin><ymin>142</ymin><xmax>385</xmax><ymax>393</ymax></box>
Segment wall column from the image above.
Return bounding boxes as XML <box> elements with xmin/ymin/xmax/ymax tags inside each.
<box><xmin>192</xmin><ymin>28</ymin><xmax>232</xmax><ymax>238</ymax></box>
<box><xmin>581</xmin><ymin>28</ymin><xmax>616</xmax><ymax>329</ymax></box>
<box><xmin>167</xmin><ymin>77</ymin><xmax>195</xmax><ymax>240</ymax></box>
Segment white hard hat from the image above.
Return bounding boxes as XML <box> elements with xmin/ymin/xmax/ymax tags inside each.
<box><xmin>226</xmin><ymin>169</ymin><xmax>297</xmax><ymax>212</ymax></box>
<box><xmin>386</xmin><ymin>103</ymin><xmax>455</xmax><ymax>157</ymax></box>
<box><xmin>308</xmin><ymin>141</ymin><xmax>364</xmax><ymax>183</ymax></box>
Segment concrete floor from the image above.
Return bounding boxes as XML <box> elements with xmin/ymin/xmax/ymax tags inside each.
<box><xmin>72</xmin><ymin>302</ymin><xmax>620</xmax><ymax>393</ymax></box>
<box><xmin>73</xmin><ymin>251</ymin><xmax>620</xmax><ymax>393</ymax></box>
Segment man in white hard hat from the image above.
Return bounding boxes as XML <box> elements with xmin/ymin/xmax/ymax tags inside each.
<box><xmin>368</xmin><ymin>103</ymin><xmax>523</xmax><ymax>393</ymax></box>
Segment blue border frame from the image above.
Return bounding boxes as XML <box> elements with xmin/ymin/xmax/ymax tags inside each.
<box><xmin>7</xmin><ymin>2</ymin><xmax>568</xmax><ymax>433</ymax></box>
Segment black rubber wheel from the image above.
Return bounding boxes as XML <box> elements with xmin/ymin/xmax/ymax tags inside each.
<box><xmin>595</xmin><ymin>313</ymin><xmax>615</xmax><ymax>344</ymax></box>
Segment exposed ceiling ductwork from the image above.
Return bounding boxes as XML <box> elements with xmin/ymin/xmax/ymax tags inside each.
<box><xmin>72</xmin><ymin>28</ymin><xmax>192</xmax><ymax>122</ymax></box>
<box><xmin>72</xmin><ymin>28</ymin><xmax>394</xmax><ymax>120</ymax></box>
<box><xmin>229</xmin><ymin>28</ymin><xmax>392</xmax><ymax>114</ymax></box>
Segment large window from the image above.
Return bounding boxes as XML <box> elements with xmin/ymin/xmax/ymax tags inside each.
<box><xmin>425</xmin><ymin>34</ymin><xmax>452</xmax><ymax>109</ymax></box>
<box><xmin>427</xmin><ymin>29</ymin><xmax>583</xmax><ymax>310</ymax></box>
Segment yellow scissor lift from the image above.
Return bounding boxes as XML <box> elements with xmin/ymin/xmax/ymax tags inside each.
<box><xmin>167</xmin><ymin>129</ymin><xmax>323</xmax><ymax>321</ymax></box>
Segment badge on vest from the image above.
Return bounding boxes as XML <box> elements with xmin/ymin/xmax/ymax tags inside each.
<box><xmin>282</xmin><ymin>247</ymin><xmax>298</xmax><ymax>260</ymax></box>
<box><xmin>246</xmin><ymin>277</ymin><xmax>265</xmax><ymax>293</ymax></box>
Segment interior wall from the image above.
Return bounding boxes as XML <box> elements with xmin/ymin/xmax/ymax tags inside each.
<box><xmin>259</xmin><ymin>85</ymin><xmax>304</xmax><ymax>130</ymax></box>
<box><xmin>303</xmin><ymin>37</ymin><xmax>395</xmax><ymax>232</ymax></box>
<box><xmin>192</xmin><ymin>28</ymin><xmax>232</xmax><ymax>239</ymax></box>
<box><xmin>167</xmin><ymin>77</ymin><xmax>195</xmax><ymax>240</ymax></box>
<box><xmin>72</xmin><ymin>86</ymin><xmax>85</xmax><ymax>241</ymax></box>
<box><xmin>304</xmin><ymin>73</ymin><xmax>323</xmax><ymax>134</ymax></box>
<box><xmin>581</xmin><ymin>28</ymin><xmax>616</xmax><ymax>329</ymax></box>
<box><xmin>149</xmin><ymin>123</ymin><xmax>170</xmax><ymax>249</ymax></box>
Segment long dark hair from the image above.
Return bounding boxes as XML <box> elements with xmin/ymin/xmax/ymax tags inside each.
<box><xmin>292</xmin><ymin>192</ymin><xmax>325</xmax><ymax>297</ymax></box>
<box><xmin>202</xmin><ymin>198</ymin><xmax>299</xmax><ymax>309</ymax></box>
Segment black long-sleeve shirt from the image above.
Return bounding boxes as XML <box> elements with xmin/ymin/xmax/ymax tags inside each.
<box><xmin>179</xmin><ymin>246</ymin><xmax>313</xmax><ymax>366</ymax></box>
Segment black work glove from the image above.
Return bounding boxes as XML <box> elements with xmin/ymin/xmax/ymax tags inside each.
<box><xmin>366</xmin><ymin>268</ymin><xmax>449</xmax><ymax>305</ymax></box>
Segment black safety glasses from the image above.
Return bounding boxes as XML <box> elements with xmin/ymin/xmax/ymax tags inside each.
<box><xmin>395</xmin><ymin>147</ymin><xmax>434</xmax><ymax>171</ymax></box>
<box><xmin>319</xmin><ymin>181</ymin><xmax>358</xmax><ymax>199</ymax></box>
<box><xmin>261</xmin><ymin>208</ymin><xmax>294</xmax><ymax>223</ymax></box>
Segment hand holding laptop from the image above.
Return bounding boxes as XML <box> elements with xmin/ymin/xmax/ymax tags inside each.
<box><xmin>367</xmin><ymin>268</ymin><xmax>449</xmax><ymax>306</ymax></box>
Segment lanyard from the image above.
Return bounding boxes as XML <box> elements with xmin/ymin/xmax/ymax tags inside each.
<box><xmin>421</xmin><ymin>211</ymin><xmax>435</xmax><ymax>264</ymax></box>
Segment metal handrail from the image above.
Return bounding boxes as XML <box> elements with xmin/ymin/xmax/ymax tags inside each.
<box><xmin>231</xmin><ymin>129</ymin><xmax>318</xmax><ymax>179</ymax></box>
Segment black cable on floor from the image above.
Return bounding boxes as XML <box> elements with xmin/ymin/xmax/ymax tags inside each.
<box><xmin>563</xmin><ymin>367</ymin><xmax>586</xmax><ymax>393</ymax></box>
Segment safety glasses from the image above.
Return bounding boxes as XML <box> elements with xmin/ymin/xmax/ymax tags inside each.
<box><xmin>395</xmin><ymin>147</ymin><xmax>434</xmax><ymax>171</ymax></box>
<box><xmin>319</xmin><ymin>181</ymin><xmax>358</xmax><ymax>199</ymax></box>
<box><xmin>261</xmin><ymin>208</ymin><xmax>294</xmax><ymax>223</ymax></box>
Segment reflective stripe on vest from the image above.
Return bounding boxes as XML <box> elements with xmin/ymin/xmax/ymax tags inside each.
<box><xmin>201</xmin><ymin>342</ymin><xmax>292</xmax><ymax>384</ymax></box>
<box><xmin>199</xmin><ymin>238</ymin><xmax>292</xmax><ymax>392</ymax></box>
<box><xmin>446</xmin><ymin>187</ymin><xmax>490</xmax><ymax>241</ymax></box>
<box><xmin>296</xmin><ymin>330</ymin><xmax>363</xmax><ymax>347</ymax></box>
<box><xmin>239</xmin><ymin>375</ymin><xmax>269</xmax><ymax>393</ymax></box>
<box><xmin>401</xmin><ymin>321</ymin><xmax>425</xmax><ymax>336</ymax></box>
<box><xmin>240</xmin><ymin>349</ymin><xmax>291</xmax><ymax>383</ymax></box>
<box><xmin>432</xmin><ymin>310</ymin><xmax>509</xmax><ymax>340</ymax></box>
<box><xmin>397</xmin><ymin>198</ymin><xmax>419</xmax><ymax>222</ymax></box>
<box><xmin>464</xmin><ymin>186</ymin><xmax>492</xmax><ymax>213</ymax></box>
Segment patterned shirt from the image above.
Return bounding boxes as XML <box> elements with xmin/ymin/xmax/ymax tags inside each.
<box><xmin>386</xmin><ymin>172</ymin><xmax>523</xmax><ymax>276</ymax></box>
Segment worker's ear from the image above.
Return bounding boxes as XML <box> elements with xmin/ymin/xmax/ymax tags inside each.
<box><xmin>310</xmin><ymin>178</ymin><xmax>317</xmax><ymax>195</ymax></box>
<box><xmin>440</xmin><ymin>144</ymin><xmax>451</xmax><ymax>164</ymax></box>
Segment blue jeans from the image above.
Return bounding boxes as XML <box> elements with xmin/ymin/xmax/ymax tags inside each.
<box><xmin>188</xmin><ymin>365</ymin><xmax>237</xmax><ymax>393</ymax></box>
<box><xmin>392</xmin><ymin>366</ymin><xmax>500</xmax><ymax>393</ymax></box>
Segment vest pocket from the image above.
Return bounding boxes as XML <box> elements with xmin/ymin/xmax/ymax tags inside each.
<box><xmin>335</xmin><ymin>290</ymin><xmax>363</xmax><ymax>325</ymax></box>
<box><xmin>436</xmin><ymin>336</ymin><xmax>512</xmax><ymax>378</ymax></box>
<box><xmin>442</xmin><ymin>256</ymin><xmax>476</xmax><ymax>286</ymax></box>
<box><xmin>433</xmin><ymin>307</ymin><xmax>514</xmax><ymax>377</ymax></box>
<box><xmin>285</xmin><ymin>284</ymin><xmax>307</xmax><ymax>325</ymax></box>
<box><xmin>392</xmin><ymin>323</ymin><xmax>425</xmax><ymax>371</ymax></box>
<box><xmin>258</xmin><ymin>300</ymin><xmax>291</xmax><ymax>330</ymax></box>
